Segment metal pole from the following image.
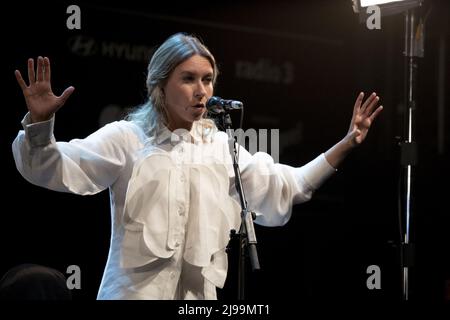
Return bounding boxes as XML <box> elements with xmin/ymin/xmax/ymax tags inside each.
<box><xmin>401</xmin><ymin>7</ymin><xmax>422</xmax><ymax>300</ymax></box>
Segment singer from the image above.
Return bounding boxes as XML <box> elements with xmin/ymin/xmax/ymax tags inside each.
<box><xmin>11</xmin><ymin>33</ymin><xmax>382</xmax><ymax>300</ymax></box>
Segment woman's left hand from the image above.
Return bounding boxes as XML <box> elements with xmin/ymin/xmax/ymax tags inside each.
<box><xmin>345</xmin><ymin>92</ymin><xmax>383</xmax><ymax>147</ymax></box>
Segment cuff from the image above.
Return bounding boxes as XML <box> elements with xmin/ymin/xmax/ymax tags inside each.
<box><xmin>21</xmin><ymin>112</ymin><xmax>55</xmax><ymax>147</ymax></box>
<box><xmin>296</xmin><ymin>153</ymin><xmax>337</xmax><ymax>190</ymax></box>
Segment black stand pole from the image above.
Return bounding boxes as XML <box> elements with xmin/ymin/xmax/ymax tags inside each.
<box><xmin>400</xmin><ymin>7</ymin><xmax>423</xmax><ymax>301</ymax></box>
<box><xmin>220</xmin><ymin>112</ymin><xmax>260</xmax><ymax>300</ymax></box>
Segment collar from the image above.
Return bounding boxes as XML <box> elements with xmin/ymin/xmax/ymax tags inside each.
<box><xmin>155</xmin><ymin>122</ymin><xmax>204</xmax><ymax>146</ymax></box>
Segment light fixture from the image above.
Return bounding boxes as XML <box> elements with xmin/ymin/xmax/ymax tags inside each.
<box><xmin>352</xmin><ymin>0</ymin><xmax>422</xmax><ymax>21</ymax></box>
<box><xmin>352</xmin><ymin>0</ymin><xmax>425</xmax><ymax>302</ymax></box>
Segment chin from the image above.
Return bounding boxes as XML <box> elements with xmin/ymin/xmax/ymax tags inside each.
<box><xmin>192</xmin><ymin>113</ymin><xmax>204</xmax><ymax>121</ymax></box>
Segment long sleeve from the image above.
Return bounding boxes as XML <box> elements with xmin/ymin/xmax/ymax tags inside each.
<box><xmin>231</xmin><ymin>146</ymin><xmax>337</xmax><ymax>227</ymax></box>
<box><xmin>12</xmin><ymin>113</ymin><xmax>129</xmax><ymax>195</ymax></box>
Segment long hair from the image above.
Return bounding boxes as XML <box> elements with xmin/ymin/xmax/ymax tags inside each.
<box><xmin>126</xmin><ymin>33</ymin><xmax>218</xmax><ymax>142</ymax></box>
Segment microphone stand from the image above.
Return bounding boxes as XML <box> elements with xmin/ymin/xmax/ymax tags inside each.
<box><xmin>217</xmin><ymin>111</ymin><xmax>260</xmax><ymax>300</ymax></box>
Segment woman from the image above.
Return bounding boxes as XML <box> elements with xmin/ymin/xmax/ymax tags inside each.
<box><xmin>12</xmin><ymin>33</ymin><xmax>383</xmax><ymax>299</ymax></box>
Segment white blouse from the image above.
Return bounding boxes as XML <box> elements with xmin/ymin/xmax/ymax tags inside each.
<box><xmin>12</xmin><ymin>113</ymin><xmax>336</xmax><ymax>300</ymax></box>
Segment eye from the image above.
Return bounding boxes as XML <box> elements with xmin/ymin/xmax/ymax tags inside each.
<box><xmin>182</xmin><ymin>75</ymin><xmax>194</xmax><ymax>82</ymax></box>
<box><xmin>203</xmin><ymin>76</ymin><xmax>213</xmax><ymax>84</ymax></box>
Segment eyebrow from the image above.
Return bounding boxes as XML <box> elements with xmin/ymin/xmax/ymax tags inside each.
<box><xmin>180</xmin><ymin>70</ymin><xmax>213</xmax><ymax>77</ymax></box>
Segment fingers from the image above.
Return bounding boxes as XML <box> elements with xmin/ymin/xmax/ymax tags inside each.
<box><xmin>37</xmin><ymin>56</ymin><xmax>44</xmax><ymax>82</ymax></box>
<box><xmin>353</xmin><ymin>92</ymin><xmax>364</xmax><ymax>114</ymax></box>
<box><xmin>369</xmin><ymin>105</ymin><xmax>383</xmax><ymax>122</ymax></box>
<box><xmin>27</xmin><ymin>58</ymin><xmax>35</xmax><ymax>85</ymax></box>
<box><xmin>22</xmin><ymin>56</ymin><xmax>51</xmax><ymax>86</ymax></box>
<box><xmin>15</xmin><ymin>70</ymin><xmax>27</xmax><ymax>91</ymax></box>
<box><xmin>361</xmin><ymin>92</ymin><xmax>378</xmax><ymax>113</ymax></box>
<box><xmin>58</xmin><ymin>86</ymin><xmax>75</xmax><ymax>106</ymax></box>
<box><xmin>365</xmin><ymin>96</ymin><xmax>380</xmax><ymax>117</ymax></box>
<box><xmin>44</xmin><ymin>57</ymin><xmax>51</xmax><ymax>82</ymax></box>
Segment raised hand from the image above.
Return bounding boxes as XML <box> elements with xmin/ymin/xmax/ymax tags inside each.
<box><xmin>324</xmin><ymin>92</ymin><xmax>383</xmax><ymax>169</ymax></box>
<box><xmin>15</xmin><ymin>56</ymin><xmax>75</xmax><ymax>123</ymax></box>
<box><xmin>345</xmin><ymin>92</ymin><xmax>383</xmax><ymax>147</ymax></box>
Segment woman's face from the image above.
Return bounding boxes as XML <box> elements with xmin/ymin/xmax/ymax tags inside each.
<box><xmin>163</xmin><ymin>54</ymin><xmax>214</xmax><ymax>131</ymax></box>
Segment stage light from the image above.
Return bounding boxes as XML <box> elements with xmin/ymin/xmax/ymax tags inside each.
<box><xmin>361</xmin><ymin>0</ymin><xmax>414</xmax><ymax>6</ymax></box>
<box><xmin>352</xmin><ymin>0</ymin><xmax>422</xmax><ymax>19</ymax></box>
<box><xmin>352</xmin><ymin>0</ymin><xmax>425</xmax><ymax>302</ymax></box>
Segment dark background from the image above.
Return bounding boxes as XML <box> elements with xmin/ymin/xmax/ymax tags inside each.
<box><xmin>1</xmin><ymin>0</ymin><xmax>449</xmax><ymax>304</ymax></box>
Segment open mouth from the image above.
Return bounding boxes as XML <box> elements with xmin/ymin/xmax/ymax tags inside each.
<box><xmin>192</xmin><ymin>103</ymin><xmax>205</xmax><ymax>109</ymax></box>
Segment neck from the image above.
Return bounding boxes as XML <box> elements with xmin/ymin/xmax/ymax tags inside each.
<box><xmin>166</xmin><ymin>118</ymin><xmax>193</xmax><ymax>132</ymax></box>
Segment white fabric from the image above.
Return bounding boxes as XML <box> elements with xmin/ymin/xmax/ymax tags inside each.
<box><xmin>12</xmin><ymin>112</ymin><xmax>336</xmax><ymax>299</ymax></box>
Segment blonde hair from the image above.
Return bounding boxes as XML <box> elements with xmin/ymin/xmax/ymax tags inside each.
<box><xmin>126</xmin><ymin>33</ymin><xmax>218</xmax><ymax>142</ymax></box>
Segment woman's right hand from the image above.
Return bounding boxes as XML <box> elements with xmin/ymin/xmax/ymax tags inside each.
<box><xmin>15</xmin><ymin>56</ymin><xmax>75</xmax><ymax>123</ymax></box>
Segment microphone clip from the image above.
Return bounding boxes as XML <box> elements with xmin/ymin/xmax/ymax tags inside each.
<box><xmin>206</xmin><ymin>96</ymin><xmax>243</xmax><ymax>115</ymax></box>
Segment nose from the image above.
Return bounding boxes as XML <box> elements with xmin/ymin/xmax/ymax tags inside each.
<box><xmin>194</xmin><ymin>81</ymin><xmax>207</xmax><ymax>100</ymax></box>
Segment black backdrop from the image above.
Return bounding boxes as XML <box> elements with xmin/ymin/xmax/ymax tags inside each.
<box><xmin>1</xmin><ymin>0</ymin><xmax>449</xmax><ymax>303</ymax></box>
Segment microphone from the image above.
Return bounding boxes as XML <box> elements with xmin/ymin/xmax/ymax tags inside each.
<box><xmin>206</xmin><ymin>96</ymin><xmax>243</xmax><ymax>114</ymax></box>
